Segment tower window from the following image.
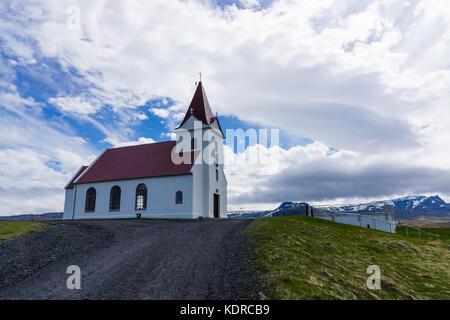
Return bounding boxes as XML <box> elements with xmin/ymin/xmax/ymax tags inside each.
<box><xmin>176</xmin><ymin>191</ymin><xmax>183</xmax><ymax>204</ymax></box>
<box><xmin>216</xmin><ymin>169</ymin><xmax>219</xmax><ymax>181</ymax></box>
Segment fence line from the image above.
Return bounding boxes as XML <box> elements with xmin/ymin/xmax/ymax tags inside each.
<box><xmin>398</xmin><ymin>223</ymin><xmax>440</xmax><ymax>240</ymax></box>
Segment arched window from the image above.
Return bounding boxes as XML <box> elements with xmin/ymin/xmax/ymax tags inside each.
<box><xmin>135</xmin><ymin>183</ymin><xmax>147</xmax><ymax>210</ymax></box>
<box><xmin>216</xmin><ymin>169</ymin><xmax>219</xmax><ymax>181</ymax></box>
<box><xmin>175</xmin><ymin>191</ymin><xmax>183</xmax><ymax>204</ymax></box>
<box><xmin>191</xmin><ymin>137</ymin><xmax>197</xmax><ymax>150</ymax></box>
<box><xmin>85</xmin><ymin>188</ymin><xmax>96</xmax><ymax>212</ymax></box>
<box><xmin>109</xmin><ymin>185</ymin><xmax>121</xmax><ymax>212</ymax></box>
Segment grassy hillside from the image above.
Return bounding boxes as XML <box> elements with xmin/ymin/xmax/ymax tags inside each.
<box><xmin>396</xmin><ymin>226</ymin><xmax>450</xmax><ymax>241</ymax></box>
<box><xmin>0</xmin><ymin>222</ymin><xmax>49</xmax><ymax>242</ymax></box>
<box><xmin>245</xmin><ymin>216</ymin><xmax>450</xmax><ymax>300</ymax></box>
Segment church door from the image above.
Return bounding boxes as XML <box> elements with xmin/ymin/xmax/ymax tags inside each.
<box><xmin>214</xmin><ymin>194</ymin><xmax>220</xmax><ymax>218</ymax></box>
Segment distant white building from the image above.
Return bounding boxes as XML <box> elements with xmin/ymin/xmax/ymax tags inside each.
<box><xmin>315</xmin><ymin>213</ymin><xmax>396</xmax><ymax>233</ymax></box>
<box><xmin>309</xmin><ymin>204</ymin><xmax>397</xmax><ymax>233</ymax></box>
<box><xmin>63</xmin><ymin>82</ymin><xmax>227</xmax><ymax>220</ymax></box>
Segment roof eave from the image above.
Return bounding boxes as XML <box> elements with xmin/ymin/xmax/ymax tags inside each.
<box><xmin>74</xmin><ymin>172</ymin><xmax>193</xmax><ymax>186</ymax></box>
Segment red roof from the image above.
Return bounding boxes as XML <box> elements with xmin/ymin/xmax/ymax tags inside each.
<box><xmin>65</xmin><ymin>165</ymin><xmax>88</xmax><ymax>189</ymax></box>
<box><xmin>74</xmin><ymin>141</ymin><xmax>197</xmax><ymax>185</ymax></box>
<box><xmin>177</xmin><ymin>81</ymin><xmax>224</xmax><ymax>135</ymax></box>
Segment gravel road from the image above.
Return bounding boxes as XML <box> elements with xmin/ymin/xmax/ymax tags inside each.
<box><xmin>0</xmin><ymin>219</ymin><xmax>260</xmax><ymax>300</ymax></box>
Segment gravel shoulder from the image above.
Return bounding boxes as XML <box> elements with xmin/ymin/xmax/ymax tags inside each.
<box><xmin>0</xmin><ymin>219</ymin><xmax>260</xmax><ymax>300</ymax></box>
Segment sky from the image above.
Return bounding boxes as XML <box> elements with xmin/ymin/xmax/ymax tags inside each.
<box><xmin>1</xmin><ymin>0</ymin><xmax>450</xmax><ymax>215</ymax></box>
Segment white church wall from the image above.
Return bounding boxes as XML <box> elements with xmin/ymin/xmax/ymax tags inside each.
<box><xmin>191</xmin><ymin>162</ymin><xmax>227</xmax><ymax>218</ymax></box>
<box><xmin>63</xmin><ymin>189</ymin><xmax>75</xmax><ymax>220</ymax></box>
<box><xmin>202</xmin><ymin>162</ymin><xmax>212</xmax><ymax>218</ymax></box>
<box><xmin>219</xmin><ymin>169</ymin><xmax>227</xmax><ymax>218</ymax></box>
<box><xmin>202</xmin><ymin>128</ymin><xmax>227</xmax><ymax>218</ymax></box>
<box><xmin>191</xmin><ymin>164</ymin><xmax>204</xmax><ymax>218</ymax></box>
<box><xmin>191</xmin><ymin>165</ymin><xmax>227</xmax><ymax>218</ymax></box>
<box><xmin>67</xmin><ymin>174</ymin><xmax>194</xmax><ymax>220</ymax></box>
<box><xmin>206</xmin><ymin>163</ymin><xmax>227</xmax><ymax>219</ymax></box>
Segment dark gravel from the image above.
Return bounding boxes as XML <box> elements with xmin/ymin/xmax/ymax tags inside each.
<box><xmin>0</xmin><ymin>219</ymin><xmax>261</xmax><ymax>300</ymax></box>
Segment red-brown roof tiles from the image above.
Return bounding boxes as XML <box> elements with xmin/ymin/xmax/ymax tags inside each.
<box><xmin>74</xmin><ymin>141</ymin><xmax>197</xmax><ymax>185</ymax></box>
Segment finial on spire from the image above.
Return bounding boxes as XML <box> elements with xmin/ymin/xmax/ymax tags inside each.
<box><xmin>199</xmin><ymin>72</ymin><xmax>202</xmax><ymax>82</ymax></box>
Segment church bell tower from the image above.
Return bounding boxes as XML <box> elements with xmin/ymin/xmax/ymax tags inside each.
<box><xmin>174</xmin><ymin>81</ymin><xmax>227</xmax><ymax>218</ymax></box>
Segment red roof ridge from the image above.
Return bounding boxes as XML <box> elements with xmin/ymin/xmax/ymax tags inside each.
<box><xmin>108</xmin><ymin>140</ymin><xmax>173</xmax><ymax>151</ymax></box>
<box><xmin>65</xmin><ymin>165</ymin><xmax>89</xmax><ymax>189</ymax></box>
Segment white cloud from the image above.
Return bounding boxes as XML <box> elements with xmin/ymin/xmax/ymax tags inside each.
<box><xmin>150</xmin><ymin>107</ymin><xmax>170</xmax><ymax>119</ymax></box>
<box><xmin>0</xmin><ymin>87</ymin><xmax>97</xmax><ymax>215</ymax></box>
<box><xmin>48</xmin><ymin>95</ymin><xmax>101</xmax><ymax>114</ymax></box>
<box><xmin>0</xmin><ymin>186</ymin><xmax>64</xmax><ymax>215</ymax></box>
<box><xmin>239</xmin><ymin>0</ymin><xmax>260</xmax><ymax>9</ymax></box>
<box><xmin>27</xmin><ymin>0</ymin><xmax>443</xmax><ymax>153</ymax></box>
<box><xmin>136</xmin><ymin>113</ymin><xmax>148</xmax><ymax>120</ymax></box>
<box><xmin>164</xmin><ymin>132</ymin><xmax>177</xmax><ymax>141</ymax></box>
<box><xmin>104</xmin><ymin>136</ymin><xmax>156</xmax><ymax>148</ymax></box>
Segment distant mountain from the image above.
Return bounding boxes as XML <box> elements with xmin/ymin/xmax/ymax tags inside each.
<box><xmin>389</xmin><ymin>195</ymin><xmax>450</xmax><ymax>218</ymax></box>
<box><xmin>227</xmin><ymin>210</ymin><xmax>271</xmax><ymax>219</ymax></box>
<box><xmin>0</xmin><ymin>212</ymin><xmax>63</xmax><ymax>221</ymax></box>
<box><xmin>228</xmin><ymin>202</ymin><xmax>309</xmax><ymax>219</ymax></box>
<box><xmin>320</xmin><ymin>195</ymin><xmax>450</xmax><ymax>218</ymax></box>
<box><xmin>228</xmin><ymin>195</ymin><xmax>450</xmax><ymax>219</ymax></box>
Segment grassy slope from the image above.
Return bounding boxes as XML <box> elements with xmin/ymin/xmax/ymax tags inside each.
<box><xmin>396</xmin><ymin>226</ymin><xmax>450</xmax><ymax>241</ymax></box>
<box><xmin>245</xmin><ymin>216</ymin><xmax>450</xmax><ymax>300</ymax></box>
<box><xmin>0</xmin><ymin>222</ymin><xmax>49</xmax><ymax>242</ymax></box>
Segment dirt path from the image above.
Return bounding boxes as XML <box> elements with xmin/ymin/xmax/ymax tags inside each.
<box><xmin>0</xmin><ymin>219</ymin><xmax>259</xmax><ymax>300</ymax></box>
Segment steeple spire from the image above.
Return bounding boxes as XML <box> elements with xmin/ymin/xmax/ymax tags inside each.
<box><xmin>178</xmin><ymin>81</ymin><xmax>215</xmax><ymax>128</ymax></box>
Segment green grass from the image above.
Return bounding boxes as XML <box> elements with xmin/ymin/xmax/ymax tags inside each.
<box><xmin>396</xmin><ymin>226</ymin><xmax>450</xmax><ymax>241</ymax></box>
<box><xmin>0</xmin><ymin>222</ymin><xmax>49</xmax><ymax>242</ymax></box>
<box><xmin>245</xmin><ymin>216</ymin><xmax>450</xmax><ymax>300</ymax></box>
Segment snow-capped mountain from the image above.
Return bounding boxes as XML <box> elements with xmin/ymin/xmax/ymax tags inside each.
<box><xmin>228</xmin><ymin>195</ymin><xmax>450</xmax><ymax>219</ymax></box>
<box><xmin>227</xmin><ymin>202</ymin><xmax>308</xmax><ymax>218</ymax></box>
<box><xmin>389</xmin><ymin>195</ymin><xmax>449</xmax><ymax>217</ymax></box>
<box><xmin>316</xmin><ymin>195</ymin><xmax>450</xmax><ymax>217</ymax></box>
<box><xmin>319</xmin><ymin>201</ymin><xmax>392</xmax><ymax>214</ymax></box>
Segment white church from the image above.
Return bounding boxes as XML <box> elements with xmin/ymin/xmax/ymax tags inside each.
<box><xmin>63</xmin><ymin>81</ymin><xmax>227</xmax><ymax>220</ymax></box>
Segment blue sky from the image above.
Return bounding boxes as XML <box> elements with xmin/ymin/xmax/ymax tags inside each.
<box><xmin>1</xmin><ymin>0</ymin><xmax>450</xmax><ymax>215</ymax></box>
<box><xmin>8</xmin><ymin>48</ymin><xmax>302</xmax><ymax>152</ymax></box>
